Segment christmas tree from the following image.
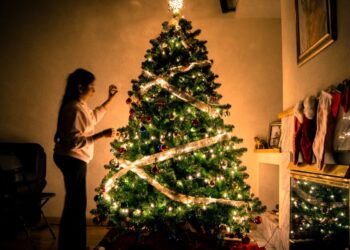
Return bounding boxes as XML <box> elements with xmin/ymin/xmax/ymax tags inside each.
<box><xmin>92</xmin><ymin>0</ymin><xmax>265</xmax><ymax>244</ymax></box>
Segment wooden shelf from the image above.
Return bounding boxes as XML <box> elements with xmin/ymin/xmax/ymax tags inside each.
<box><xmin>289</xmin><ymin>162</ymin><xmax>350</xmax><ymax>178</ymax></box>
<box><xmin>254</xmin><ymin>148</ymin><xmax>281</xmax><ymax>153</ymax></box>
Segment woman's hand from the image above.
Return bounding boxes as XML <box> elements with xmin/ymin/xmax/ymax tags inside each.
<box><xmin>102</xmin><ymin>84</ymin><xmax>118</xmax><ymax>110</ymax></box>
<box><xmin>108</xmin><ymin>84</ymin><xmax>118</xmax><ymax>100</ymax></box>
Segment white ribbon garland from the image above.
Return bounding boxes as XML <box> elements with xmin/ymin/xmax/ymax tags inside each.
<box><xmin>105</xmin><ymin>132</ymin><xmax>248</xmax><ymax>207</ymax></box>
<box><xmin>167</xmin><ymin>60</ymin><xmax>211</xmax><ymax>77</ymax></box>
<box><xmin>139</xmin><ymin>60</ymin><xmax>221</xmax><ymax>118</ymax></box>
<box><xmin>140</xmin><ymin>78</ymin><xmax>221</xmax><ymax>117</ymax></box>
<box><xmin>131</xmin><ymin>167</ymin><xmax>246</xmax><ymax>207</ymax></box>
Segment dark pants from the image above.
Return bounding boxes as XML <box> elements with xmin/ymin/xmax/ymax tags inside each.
<box><xmin>54</xmin><ymin>154</ymin><xmax>87</xmax><ymax>250</ymax></box>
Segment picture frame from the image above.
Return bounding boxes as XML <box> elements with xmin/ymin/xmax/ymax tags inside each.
<box><xmin>295</xmin><ymin>0</ymin><xmax>336</xmax><ymax>66</ymax></box>
<box><xmin>268</xmin><ymin>120</ymin><xmax>281</xmax><ymax>149</ymax></box>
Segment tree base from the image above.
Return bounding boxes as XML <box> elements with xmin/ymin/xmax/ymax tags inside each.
<box><xmin>95</xmin><ymin>227</ymin><xmax>264</xmax><ymax>250</ymax></box>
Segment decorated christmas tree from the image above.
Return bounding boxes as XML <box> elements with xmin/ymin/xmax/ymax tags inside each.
<box><xmin>92</xmin><ymin>0</ymin><xmax>265</xmax><ymax>245</ymax></box>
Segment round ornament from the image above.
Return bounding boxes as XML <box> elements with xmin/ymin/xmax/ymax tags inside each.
<box><xmin>151</xmin><ymin>164</ymin><xmax>160</xmax><ymax>174</ymax></box>
<box><xmin>241</xmin><ymin>235</ymin><xmax>250</xmax><ymax>244</ymax></box>
<box><xmin>94</xmin><ymin>195</ymin><xmax>100</xmax><ymax>202</ymax></box>
<box><xmin>140</xmin><ymin>126</ymin><xmax>147</xmax><ymax>133</ymax></box>
<box><xmin>219</xmin><ymin>224</ymin><xmax>229</xmax><ymax>234</ymax></box>
<box><xmin>113</xmin><ymin>163</ymin><xmax>120</xmax><ymax>170</ymax></box>
<box><xmin>160</xmin><ymin>144</ymin><xmax>167</xmax><ymax>152</ymax></box>
<box><xmin>119</xmin><ymin>147</ymin><xmax>126</xmax><ymax>154</ymax></box>
<box><xmin>220</xmin><ymin>160</ymin><xmax>228</xmax><ymax>168</ymax></box>
<box><xmin>209</xmin><ymin>179</ymin><xmax>216</xmax><ymax>187</ymax></box>
<box><xmin>145</xmin><ymin>115</ymin><xmax>152</xmax><ymax>123</ymax></box>
<box><xmin>126</xmin><ymin>97</ymin><xmax>132</xmax><ymax>104</ymax></box>
<box><xmin>129</xmin><ymin>109</ymin><xmax>136</xmax><ymax>117</ymax></box>
<box><xmin>254</xmin><ymin>216</ymin><xmax>262</xmax><ymax>224</ymax></box>
<box><xmin>156</xmin><ymin>98</ymin><xmax>166</xmax><ymax>108</ymax></box>
<box><xmin>192</xmin><ymin>119</ymin><xmax>200</xmax><ymax>127</ymax></box>
<box><xmin>141</xmin><ymin>115</ymin><xmax>152</xmax><ymax>123</ymax></box>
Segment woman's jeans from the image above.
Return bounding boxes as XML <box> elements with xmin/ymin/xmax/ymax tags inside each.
<box><xmin>54</xmin><ymin>154</ymin><xmax>87</xmax><ymax>250</ymax></box>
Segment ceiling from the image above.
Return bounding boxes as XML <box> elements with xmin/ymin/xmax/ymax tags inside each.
<box><xmin>235</xmin><ymin>0</ymin><xmax>281</xmax><ymax>18</ymax></box>
<box><xmin>181</xmin><ymin>0</ymin><xmax>281</xmax><ymax>19</ymax></box>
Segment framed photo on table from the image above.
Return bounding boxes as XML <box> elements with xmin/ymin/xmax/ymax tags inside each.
<box><xmin>295</xmin><ymin>0</ymin><xmax>336</xmax><ymax>66</ymax></box>
<box><xmin>268</xmin><ymin>121</ymin><xmax>281</xmax><ymax>149</ymax></box>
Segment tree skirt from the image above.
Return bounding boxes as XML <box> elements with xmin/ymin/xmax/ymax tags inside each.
<box><xmin>95</xmin><ymin>228</ymin><xmax>266</xmax><ymax>250</ymax></box>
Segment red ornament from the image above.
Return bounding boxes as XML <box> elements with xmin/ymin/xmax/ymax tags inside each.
<box><xmin>113</xmin><ymin>163</ymin><xmax>120</xmax><ymax>170</ymax></box>
<box><xmin>254</xmin><ymin>216</ymin><xmax>262</xmax><ymax>224</ymax></box>
<box><xmin>101</xmin><ymin>187</ymin><xmax>106</xmax><ymax>193</ymax></box>
<box><xmin>209</xmin><ymin>179</ymin><xmax>215</xmax><ymax>187</ymax></box>
<box><xmin>241</xmin><ymin>235</ymin><xmax>250</xmax><ymax>244</ymax></box>
<box><xmin>151</xmin><ymin>164</ymin><xmax>160</xmax><ymax>174</ymax></box>
<box><xmin>141</xmin><ymin>115</ymin><xmax>152</xmax><ymax>123</ymax></box>
<box><xmin>119</xmin><ymin>147</ymin><xmax>126</xmax><ymax>154</ymax></box>
<box><xmin>145</xmin><ymin>115</ymin><xmax>152</xmax><ymax>123</ymax></box>
<box><xmin>192</xmin><ymin>119</ymin><xmax>200</xmax><ymax>127</ymax></box>
<box><xmin>126</xmin><ymin>97</ymin><xmax>132</xmax><ymax>104</ymax></box>
<box><xmin>156</xmin><ymin>98</ymin><xmax>166</xmax><ymax>108</ymax></box>
<box><xmin>160</xmin><ymin>144</ymin><xmax>167</xmax><ymax>151</ymax></box>
<box><xmin>129</xmin><ymin>109</ymin><xmax>136</xmax><ymax>119</ymax></box>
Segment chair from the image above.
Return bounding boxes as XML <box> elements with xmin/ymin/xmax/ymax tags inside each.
<box><xmin>0</xmin><ymin>143</ymin><xmax>56</xmax><ymax>247</ymax></box>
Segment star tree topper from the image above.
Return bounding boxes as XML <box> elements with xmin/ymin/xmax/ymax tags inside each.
<box><xmin>168</xmin><ymin>0</ymin><xmax>183</xmax><ymax>14</ymax></box>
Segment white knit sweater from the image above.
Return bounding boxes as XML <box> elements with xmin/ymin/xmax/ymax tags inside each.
<box><xmin>54</xmin><ymin>100</ymin><xmax>106</xmax><ymax>163</ymax></box>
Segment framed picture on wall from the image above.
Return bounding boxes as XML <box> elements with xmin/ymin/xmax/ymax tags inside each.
<box><xmin>295</xmin><ymin>0</ymin><xmax>336</xmax><ymax>66</ymax></box>
<box><xmin>268</xmin><ymin>120</ymin><xmax>281</xmax><ymax>149</ymax></box>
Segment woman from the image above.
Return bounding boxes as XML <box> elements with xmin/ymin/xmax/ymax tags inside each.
<box><xmin>54</xmin><ymin>68</ymin><xmax>118</xmax><ymax>250</ymax></box>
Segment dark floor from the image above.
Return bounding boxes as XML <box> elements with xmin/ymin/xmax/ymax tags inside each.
<box><xmin>0</xmin><ymin>224</ymin><xmax>109</xmax><ymax>250</ymax></box>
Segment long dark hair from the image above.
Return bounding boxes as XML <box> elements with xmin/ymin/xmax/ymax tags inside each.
<box><xmin>54</xmin><ymin>68</ymin><xmax>95</xmax><ymax>143</ymax></box>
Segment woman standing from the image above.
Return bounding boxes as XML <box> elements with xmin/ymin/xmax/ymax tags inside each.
<box><xmin>54</xmin><ymin>68</ymin><xmax>118</xmax><ymax>250</ymax></box>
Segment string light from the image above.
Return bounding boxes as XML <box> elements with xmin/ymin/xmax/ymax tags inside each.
<box><xmin>134</xmin><ymin>209</ymin><xmax>141</xmax><ymax>216</ymax></box>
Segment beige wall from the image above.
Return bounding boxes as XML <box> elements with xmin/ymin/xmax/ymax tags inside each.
<box><xmin>0</xmin><ymin>0</ymin><xmax>282</xmax><ymax>218</ymax></box>
<box><xmin>281</xmin><ymin>0</ymin><xmax>350</xmax><ymax>110</ymax></box>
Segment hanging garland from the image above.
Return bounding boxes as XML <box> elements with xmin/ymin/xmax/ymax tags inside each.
<box><xmin>104</xmin><ymin>132</ymin><xmax>248</xmax><ymax>207</ymax></box>
<box><xmin>140</xmin><ymin>78</ymin><xmax>221</xmax><ymax>117</ymax></box>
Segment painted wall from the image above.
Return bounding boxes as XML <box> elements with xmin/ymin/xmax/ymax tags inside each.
<box><xmin>0</xmin><ymin>0</ymin><xmax>282</xmax><ymax>218</ymax></box>
<box><xmin>281</xmin><ymin>0</ymin><xmax>350</xmax><ymax>110</ymax></box>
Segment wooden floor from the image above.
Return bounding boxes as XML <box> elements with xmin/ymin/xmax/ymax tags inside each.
<box><xmin>0</xmin><ymin>224</ymin><xmax>109</xmax><ymax>250</ymax></box>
